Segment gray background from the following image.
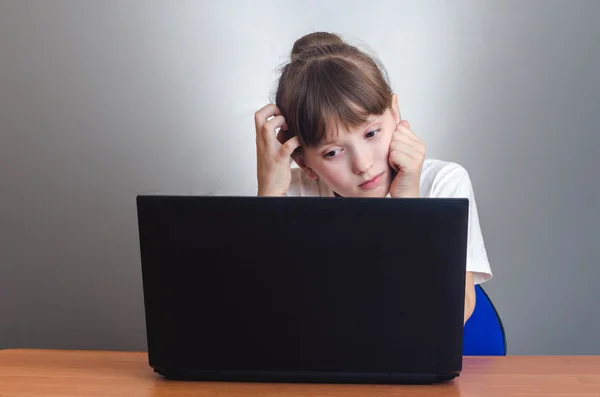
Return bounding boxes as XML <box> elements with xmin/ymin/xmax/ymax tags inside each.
<box><xmin>1</xmin><ymin>0</ymin><xmax>598</xmax><ymax>354</ymax></box>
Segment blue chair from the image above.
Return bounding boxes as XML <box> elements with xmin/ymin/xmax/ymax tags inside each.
<box><xmin>463</xmin><ymin>285</ymin><xmax>506</xmax><ymax>355</ymax></box>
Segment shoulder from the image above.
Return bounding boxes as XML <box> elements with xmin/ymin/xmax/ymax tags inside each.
<box><xmin>420</xmin><ymin>159</ymin><xmax>473</xmax><ymax>198</ymax></box>
<box><xmin>287</xmin><ymin>167</ymin><xmax>333</xmax><ymax>197</ymax></box>
<box><xmin>422</xmin><ymin>160</ymin><xmax>492</xmax><ymax>284</ymax></box>
<box><xmin>421</xmin><ymin>159</ymin><xmax>470</xmax><ymax>185</ymax></box>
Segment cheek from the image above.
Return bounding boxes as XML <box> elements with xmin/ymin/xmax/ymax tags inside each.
<box><xmin>378</xmin><ymin>132</ymin><xmax>393</xmax><ymax>158</ymax></box>
<box><xmin>316</xmin><ymin>161</ymin><xmax>345</xmax><ymax>180</ymax></box>
<box><xmin>305</xmin><ymin>155</ymin><xmax>341</xmax><ymax>178</ymax></box>
<box><xmin>309</xmin><ymin>158</ymin><xmax>352</xmax><ymax>187</ymax></box>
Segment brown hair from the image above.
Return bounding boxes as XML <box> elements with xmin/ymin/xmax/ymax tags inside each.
<box><xmin>274</xmin><ymin>32</ymin><xmax>394</xmax><ymax>147</ymax></box>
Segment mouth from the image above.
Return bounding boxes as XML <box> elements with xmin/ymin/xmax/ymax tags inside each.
<box><xmin>359</xmin><ymin>172</ymin><xmax>384</xmax><ymax>190</ymax></box>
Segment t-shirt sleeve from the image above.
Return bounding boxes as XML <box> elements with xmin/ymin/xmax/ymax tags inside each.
<box><xmin>430</xmin><ymin>164</ymin><xmax>493</xmax><ymax>285</ymax></box>
<box><xmin>285</xmin><ymin>167</ymin><xmax>304</xmax><ymax>197</ymax></box>
<box><xmin>286</xmin><ymin>167</ymin><xmax>327</xmax><ymax>197</ymax></box>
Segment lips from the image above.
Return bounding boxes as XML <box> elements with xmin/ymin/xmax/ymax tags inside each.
<box><xmin>359</xmin><ymin>172</ymin><xmax>384</xmax><ymax>190</ymax></box>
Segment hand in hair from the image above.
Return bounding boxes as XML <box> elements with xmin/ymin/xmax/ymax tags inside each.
<box><xmin>388</xmin><ymin>120</ymin><xmax>426</xmax><ymax>198</ymax></box>
<box><xmin>255</xmin><ymin>104</ymin><xmax>302</xmax><ymax>196</ymax></box>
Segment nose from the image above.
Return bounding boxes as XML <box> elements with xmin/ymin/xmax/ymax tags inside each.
<box><xmin>351</xmin><ymin>147</ymin><xmax>373</xmax><ymax>175</ymax></box>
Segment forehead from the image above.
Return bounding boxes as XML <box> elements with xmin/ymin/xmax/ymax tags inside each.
<box><xmin>320</xmin><ymin>114</ymin><xmax>382</xmax><ymax>145</ymax></box>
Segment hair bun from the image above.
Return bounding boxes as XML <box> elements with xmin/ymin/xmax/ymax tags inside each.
<box><xmin>291</xmin><ymin>32</ymin><xmax>344</xmax><ymax>61</ymax></box>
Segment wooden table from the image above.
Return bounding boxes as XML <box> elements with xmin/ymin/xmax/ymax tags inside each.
<box><xmin>1</xmin><ymin>349</ymin><xmax>600</xmax><ymax>396</ymax></box>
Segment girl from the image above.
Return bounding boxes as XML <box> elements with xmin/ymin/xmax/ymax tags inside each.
<box><xmin>254</xmin><ymin>32</ymin><xmax>492</xmax><ymax>324</ymax></box>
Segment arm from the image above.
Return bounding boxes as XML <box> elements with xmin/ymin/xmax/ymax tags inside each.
<box><xmin>424</xmin><ymin>164</ymin><xmax>491</xmax><ymax>324</ymax></box>
<box><xmin>383</xmin><ymin>124</ymin><xmax>490</xmax><ymax>323</ymax></box>
<box><xmin>464</xmin><ymin>271</ymin><xmax>476</xmax><ymax>324</ymax></box>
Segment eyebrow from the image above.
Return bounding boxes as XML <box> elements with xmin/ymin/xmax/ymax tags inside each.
<box><xmin>363</xmin><ymin>118</ymin><xmax>381</xmax><ymax>131</ymax></box>
<box><xmin>318</xmin><ymin>118</ymin><xmax>381</xmax><ymax>147</ymax></box>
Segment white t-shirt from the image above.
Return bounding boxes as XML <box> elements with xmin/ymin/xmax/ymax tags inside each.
<box><xmin>286</xmin><ymin>159</ymin><xmax>493</xmax><ymax>285</ymax></box>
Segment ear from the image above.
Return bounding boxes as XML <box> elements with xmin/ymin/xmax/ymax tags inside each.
<box><xmin>391</xmin><ymin>93</ymin><xmax>401</xmax><ymax>125</ymax></box>
<box><xmin>291</xmin><ymin>148</ymin><xmax>320</xmax><ymax>181</ymax></box>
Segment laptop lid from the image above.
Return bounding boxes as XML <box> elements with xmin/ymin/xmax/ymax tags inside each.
<box><xmin>136</xmin><ymin>196</ymin><xmax>468</xmax><ymax>383</ymax></box>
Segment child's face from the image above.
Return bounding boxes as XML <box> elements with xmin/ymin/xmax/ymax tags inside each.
<box><xmin>299</xmin><ymin>106</ymin><xmax>400</xmax><ymax>197</ymax></box>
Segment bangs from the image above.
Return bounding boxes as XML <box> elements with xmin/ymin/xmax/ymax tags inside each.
<box><xmin>279</xmin><ymin>56</ymin><xmax>392</xmax><ymax>147</ymax></box>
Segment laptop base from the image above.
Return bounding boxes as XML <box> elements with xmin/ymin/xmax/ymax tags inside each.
<box><xmin>153</xmin><ymin>366</ymin><xmax>459</xmax><ymax>385</ymax></box>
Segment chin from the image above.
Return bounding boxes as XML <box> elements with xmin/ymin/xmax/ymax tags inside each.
<box><xmin>356</xmin><ymin>184</ymin><xmax>390</xmax><ymax>198</ymax></box>
<box><xmin>334</xmin><ymin>181</ymin><xmax>391</xmax><ymax>198</ymax></box>
<box><xmin>361</xmin><ymin>192</ymin><xmax>387</xmax><ymax>198</ymax></box>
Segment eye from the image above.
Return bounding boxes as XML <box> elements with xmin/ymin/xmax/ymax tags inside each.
<box><xmin>365</xmin><ymin>129</ymin><xmax>380</xmax><ymax>138</ymax></box>
<box><xmin>324</xmin><ymin>148</ymin><xmax>341</xmax><ymax>158</ymax></box>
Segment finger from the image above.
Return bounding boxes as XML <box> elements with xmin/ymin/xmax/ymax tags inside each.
<box><xmin>391</xmin><ymin>131</ymin><xmax>425</xmax><ymax>155</ymax></box>
<box><xmin>397</xmin><ymin>122</ymin><xmax>422</xmax><ymax>142</ymax></box>
<box><xmin>394</xmin><ymin>128</ymin><xmax>425</xmax><ymax>156</ymax></box>
<box><xmin>389</xmin><ymin>141</ymin><xmax>418</xmax><ymax>161</ymax></box>
<box><xmin>276</xmin><ymin>124</ymin><xmax>293</xmax><ymax>145</ymax></box>
<box><xmin>255</xmin><ymin>104</ymin><xmax>282</xmax><ymax>131</ymax></box>
<box><xmin>389</xmin><ymin>150</ymin><xmax>414</xmax><ymax>172</ymax></box>
<box><xmin>261</xmin><ymin>115</ymin><xmax>287</xmax><ymax>146</ymax></box>
<box><xmin>395</xmin><ymin>122</ymin><xmax>416</xmax><ymax>138</ymax></box>
<box><xmin>279</xmin><ymin>136</ymin><xmax>302</xmax><ymax>158</ymax></box>
<box><xmin>399</xmin><ymin>120</ymin><xmax>411</xmax><ymax>129</ymax></box>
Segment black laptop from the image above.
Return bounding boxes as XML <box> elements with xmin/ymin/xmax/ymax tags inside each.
<box><xmin>135</xmin><ymin>195</ymin><xmax>468</xmax><ymax>384</ymax></box>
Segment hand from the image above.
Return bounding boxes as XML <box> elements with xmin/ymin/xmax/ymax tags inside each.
<box><xmin>255</xmin><ymin>104</ymin><xmax>302</xmax><ymax>196</ymax></box>
<box><xmin>388</xmin><ymin>120</ymin><xmax>426</xmax><ymax>198</ymax></box>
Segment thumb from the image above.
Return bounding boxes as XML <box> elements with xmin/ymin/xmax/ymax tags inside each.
<box><xmin>280</xmin><ymin>136</ymin><xmax>302</xmax><ymax>157</ymax></box>
<box><xmin>399</xmin><ymin>120</ymin><xmax>411</xmax><ymax>129</ymax></box>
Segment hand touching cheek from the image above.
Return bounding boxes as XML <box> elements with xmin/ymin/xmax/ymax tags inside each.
<box><xmin>388</xmin><ymin>120</ymin><xmax>426</xmax><ymax>198</ymax></box>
